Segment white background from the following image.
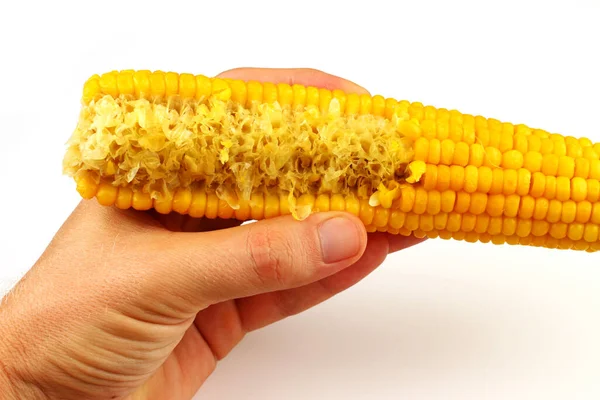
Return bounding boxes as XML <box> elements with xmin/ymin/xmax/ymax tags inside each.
<box><xmin>1</xmin><ymin>1</ymin><xmax>600</xmax><ymax>399</ymax></box>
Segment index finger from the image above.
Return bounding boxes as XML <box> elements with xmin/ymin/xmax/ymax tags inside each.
<box><xmin>216</xmin><ymin>67</ymin><xmax>370</xmax><ymax>95</ymax></box>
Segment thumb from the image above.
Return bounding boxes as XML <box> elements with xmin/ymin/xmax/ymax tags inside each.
<box><xmin>160</xmin><ymin>212</ymin><xmax>368</xmax><ymax>307</ymax></box>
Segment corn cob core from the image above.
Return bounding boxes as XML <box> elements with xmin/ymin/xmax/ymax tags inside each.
<box><xmin>62</xmin><ymin>70</ymin><xmax>600</xmax><ymax>252</ymax></box>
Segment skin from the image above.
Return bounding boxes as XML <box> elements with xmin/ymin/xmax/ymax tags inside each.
<box><xmin>0</xmin><ymin>68</ymin><xmax>424</xmax><ymax>400</ymax></box>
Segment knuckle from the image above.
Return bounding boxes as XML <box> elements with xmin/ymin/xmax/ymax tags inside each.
<box><xmin>246</xmin><ymin>225</ymin><xmax>297</xmax><ymax>286</ymax></box>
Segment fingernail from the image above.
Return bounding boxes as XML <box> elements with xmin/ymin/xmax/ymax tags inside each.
<box><xmin>318</xmin><ymin>217</ymin><xmax>361</xmax><ymax>264</ymax></box>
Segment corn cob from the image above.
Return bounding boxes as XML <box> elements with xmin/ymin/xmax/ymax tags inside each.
<box><xmin>62</xmin><ymin>70</ymin><xmax>600</xmax><ymax>252</ymax></box>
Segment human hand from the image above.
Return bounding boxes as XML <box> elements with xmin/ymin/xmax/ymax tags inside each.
<box><xmin>0</xmin><ymin>68</ymin><xmax>424</xmax><ymax>400</ymax></box>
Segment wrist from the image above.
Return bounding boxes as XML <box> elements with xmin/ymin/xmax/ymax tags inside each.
<box><xmin>0</xmin><ymin>356</ymin><xmax>45</xmax><ymax>400</ymax></box>
<box><xmin>0</xmin><ymin>318</ymin><xmax>48</xmax><ymax>400</ymax></box>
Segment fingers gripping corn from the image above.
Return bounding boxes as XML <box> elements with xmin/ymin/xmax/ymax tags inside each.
<box><xmin>63</xmin><ymin>70</ymin><xmax>600</xmax><ymax>252</ymax></box>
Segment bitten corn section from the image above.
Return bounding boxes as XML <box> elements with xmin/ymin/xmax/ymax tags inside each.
<box><xmin>64</xmin><ymin>70</ymin><xmax>600</xmax><ymax>252</ymax></box>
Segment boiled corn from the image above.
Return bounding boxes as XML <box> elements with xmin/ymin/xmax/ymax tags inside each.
<box><xmin>63</xmin><ymin>70</ymin><xmax>600</xmax><ymax>252</ymax></box>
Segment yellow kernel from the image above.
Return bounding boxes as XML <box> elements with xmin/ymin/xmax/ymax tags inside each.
<box><xmin>527</xmin><ymin>135</ymin><xmax>541</xmax><ymax>152</ymax></box>
<box><xmin>415</xmin><ymin>137</ymin><xmax>429</xmax><ymax>161</ymax></box>
<box><xmin>516</xmin><ymin>169</ymin><xmax>532</xmax><ymax>196</ymax></box>
<box><xmin>561</xmin><ymin>201</ymin><xmax>577</xmax><ymax>224</ymax></box>
<box><xmin>490</xmin><ymin>168</ymin><xmax>504</xmax><ymax>195</ymax></box>
<box><xmin>574</xmin><ymin>158</ymin><xmax>590</xmax><ymax>178</ymax></box>
<box><xmin>330</xmin><ymin>194</ymin><xmax>345</xmax><ymax>211</ymax></box>
<box><xmin>461</xmin><ymin>214</ymin><xmax>477</xmax><ymax>232</ymax></box>
<box><xmin>584</xmin><ymin>224</ymin><xmax>599</xmax><ymax>243</ymax></box>
<box><xmin>504</xmin><ymin>194</ymin><xmax>520</xmax><ymax>218</ymax></box>
<box><xmin>488</xmin><ymin>217</ymin><xmax>503</xmax><ymax>235</ymax></box>
<box><xmin>464</xmin><ymin>165</ymin><xmax>478</xmax><ymax>193</ymax></box>
<box><xmin>545</xmin><ymin>176</ymin><xmax>557</xmax><ymax>199</ymax></box>
<box><xmin>247</xmin><ymin>80</ymin><xmax>264</xmax><ymax>105</ymax></box>
<box><xmin>557</xmin><ymin>156</ymin><xmax>575</xmax><ymax>178</ymax></box>
<box><xmin>149</xmin><ymin>71</ymin><xmax>166</xmax><ymax>97</ymax></box>
<box><xmin>576</xmin><ymin>201</ymin><xmax>592</xmax><ymax>224</ymax></box>
<box><xmin>421</xmin><ymin>119</ymin><xmax>437</xmax><ymax>139</ymax></box>
<box><xmin>132</xmin><ymin>191</ymin><xmax>152</xmax><ymax>211</ymax></box>
<box><xmin>423</xmin><ymin>164</ymin><xmax>438</xmax><ymax>191</ymax></box>
<box><xmin>441</xmin><ymin>190</ymin><xmax>456</xmax><ymax>213</ymax></box>
<box><xmin>524</xmin><ymin>151</ymin><xmax>543</xmax><ymax>172</ymax></box>
<box><xmin>96</xmin><ymin>183</ymin><xmax>117</xmax><ymax>206</ymax></box>
<box><xmin>399</xmin><ymin>120</ymin><xmax>421</xmax><ymax>141</ymax></box>
<box><xmin>453</xmin><ymin>142</ymin><xmax>470</xmax><ymax>166</ymax></box>
<box><xmin>115</xmin><ymin>186</ymin><xmax>133</xmax><ymax>210</ymax></box>
<box><xmin>483</xmin><ymin>147</ymin><xmax>502</xmax><ymax>168</ymax></box>
<box><xmin>591</xmin><ymin>160</ymin><xmax>600</xmax><ymax>180</ymax></box>
<box><xmin>116</xmin><ymin>71</ymin><xmax>134</xmax><ymax>96</ymax></box>
<box><xmin>217</xmin><ymin>199</ymin><xmax>235</xmax><ymax>220</ymax></box>
<box><xmin>446</xmin><ymin>213</ymin><xmax>462</xmax><ymax>232</ymax></box>
<box><xmin>502</xmin><ymin>150</ymin><xmax>524</xmax><ymax>169</ymax></box>
<box><xmin>172</xmin><ymin>188</ymin><xmax>192</xmax><ymax>214</ymax></box>
<box><xmin>518</xmin><ymin>196</ymin><xmax>535</xmax><ymax>220</ymax></box>
<box><xmin>469</xmin><ymin>143</ymin><xmax>485</xmax><ymax>167</ymax></box>
<box><xmin>345</xmin><ymin>196</ymin><xmax>360</xmax><ymax>216</ymax></box>
<box><xmin>178</xmin><ymin>73</ymin><xmax>196</xmax><ymax>98</ymax></box>
<box><xmin>230</xmin><ymin>79</ymin><xmax>248</xmax><ymax>106</ymax></box>
<box><xmin>205</xmin><ymin>193</ymin><xmax>219</xmax><ymax>219</ymax></box>
<box><xmin>550</xmin><ymin>223</ymin><xmax>568</xmax><ymax>239</ymax></box>
<box><xmin>502</xmin><ymin>218</ymin><xmax>517</xmax><ymax>236</ymax></box>
<box><xmin>486</xmin><ymin>194</ymin><xmax>505</xmax><ymax>217</ymax></box>
<box><xmin>541</xmin><ymin>154</ymin><xmax>559</xmax><ymax>175</ymax></box>
<box><xmin>553</xmin><ymin>140</ymin><xmax>567</xmax><ymax>157</ymax></box>
<box><xmin>567</xmin><ymin>223</ymin><xmax>584</xmax><ymax>240</ymax></box>
<box><xmin>449</xmin><ymin>119</ymin><xmax>463</xmax><ymax>142</ymax></box>
<box><xmin>154</xmin><ymin>193</ymin><xmax>173</xmax><ymax>215</ymax></box>
<box><xmin>532</xmin><ymin>220</ymin><xmax>549</xmax><ymax>236</ymax></box>
<box><xmin>99</xmin><ymin>71</ymin><xmax>118</xmax><ymax>97</ymax></box>
<box><xmin>400</xmin><ymin>186</ymin><xmax>416</xmax><ymax>213</ymax></box>
<box><xmin>195</xmin><ymin>75</ymin><xmax>212</xmax><ymax>99</ymax></box>
<box><xmin>555</xmin><ymin>176</ymin><xmax>571</xmax><ymax>202</ymax></box>
<box><xmin>75</xmin><ymin>172</ymin><xmax>98</xmax><ymax>199</ymax></box>
<box><xmin>540</xmin><ymin>138</ymin><xmax>554</xmax><ymax>153</ymax></box>
<box><xmin>454</xmin><ymin>192</ymin><xmax>470</xmax><ymax>214</ymax></box>
<box><xmin>474</xmin><ymin>214</ymin><xmax>490</xmax><ymax>234</ymax></box>
<box><xmin>587</xmin><ymin>179</ymin><xmax>600</xmax><ymax>202</ymax></box>
<box><xmin>264</xmin><ymin>194</ymin><xmax>281</xmax><ymax>218</ymax></box>
<box><xmin>373</xmin><ymin>208</ymin><xmax>390</xmax><ymax>228</ymax></box>
<box><xmin>533</xmin><ymin>198</ymin><xmax>549</xmax><ymax>220</ymax></box>
<box><xmin>502</xmin><ymin>169</ymin><xmax>518</xmax><ymax>195</ymax></box>
<box><xmin>469</xmin><ymin>192</ymin><xmax>487</xmax><ymax>215</ymax></box>
<box><xmin>250</xmin><ymin>193</ymin><xmax>265</xmax><ymax>220</ymax></box>
<box><xmin>530</xmin><ymin>172</ymin><xmax>546</xmax><ymax>197</ymax></box>
<box><xmin>516</xmin><ymin>219</ymin><xmax>532</xmax><ymax>237</ymax></box>
<box><xmin>413</xmin><ymin>188</ymin><xmax>428</xmax><ymax>214</ymax></box>
<box><xmin>359</xmin><ymin>93</ymin><xmax>372</xmax><ymax>114</ymax></box>
<box><xmin>477</xmin><ymin>167</ymin><xmax>493</xmax><ymax>193</ymax></box>
<box><xmin>593</xmin><ymin>203</ymin><xmax>600</xmax><ymax>224</ymax></box>
<box><xmin>372</xmin><ymin>95</ymin><xmax>386</xmax><ymax>116</ymax></box>
<box><xmin>165</xmin><ymin>72</ymin><xmax>179</xmax><ymax>97</ymax></box>
<box><xmin>449</xmin><ymin>166</ymin><xmax>465</xmax><ymax>192</ymax></box>
<box><xmin>420</xmin><ymin>214</ymin><xmax>435</xmax><ymax>231</ymax></box>
<box><xmin>547</xmin><ymin>200</ymin><xmax>562</xmax><ymax>223</ymax></box>
<box><xmin>571</xmin><ymin>177</ymin><xmax>588</xmax><ymax>202</ymax></box>
<box><xmin>514</xmin><ymin>135</ymin><xmax>528</xmax><ymax>154</ymax></box>
<box><xmin>359</xmin><ymin>198</ymin><xmax>375</xmax><ymax>225</ymax></box>
<box><xmin>425</xmin><ymin>190</ymin><xmax>441</xmax><ymax>215</ymax></box>
<box><xmin>263</xmin><ymin>82</ymin><xmax>278</xmax><ymax>104</ymax></box>
<box><xmin>384</xmin><ymin>97</ymin><xmax>398</xmax><ymax>119</ymax></box>
<box><xmin>345</xmin><ymin>93</ymin><xmax>359</xmax><ymax>115</ymax></box>
<box><xmin>440</xmin><ymin>139</ymin><xmax>455</xmax><ymax>165</ymax></box>
<box><xmin>404</xmin><ymin>213</ymin><xmax>419</xmax><ymax>231</ymax></box>
<box><xmin>428</xmin><ymin>139</ymin><xmax>441</xmax><ymax>164</ymax></box>
<box><xmin>436</xmin><ymin>165</ymin><xmax>450</xmax><ymax>191</ymax></box>
<box><xmin>390</xmin><ymin>210</ymin><xmax>406</xmax><ymax>229</ymax></box>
